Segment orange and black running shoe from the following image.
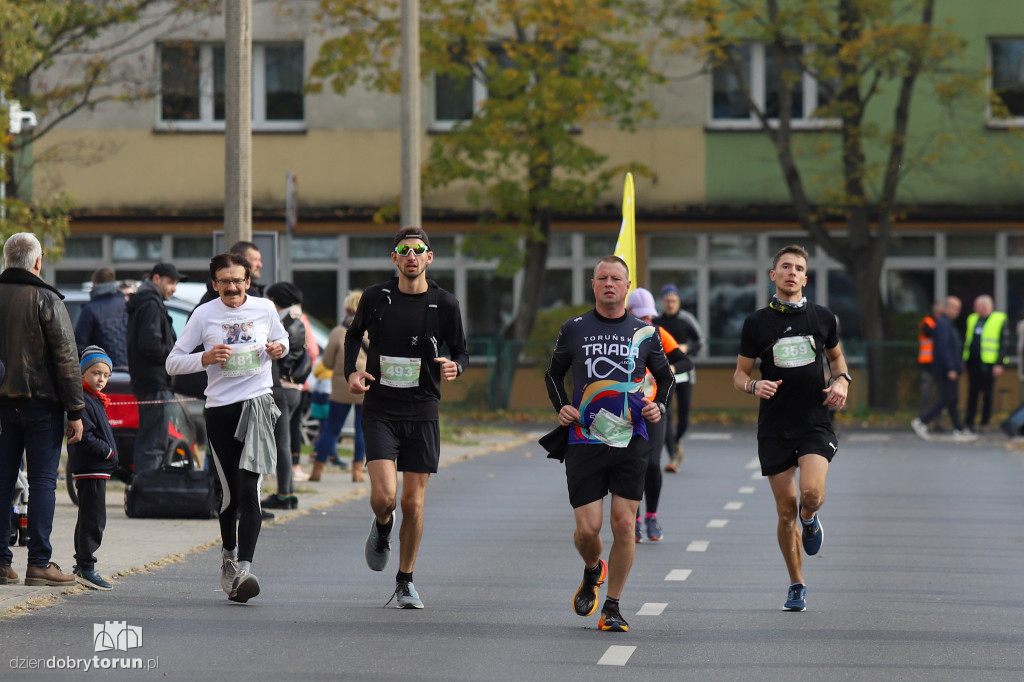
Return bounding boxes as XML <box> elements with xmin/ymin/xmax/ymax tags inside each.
<box><xmin>572</xmin><ymin>559</ymin><xmax>607</xmax><ymax>617</ymax></box>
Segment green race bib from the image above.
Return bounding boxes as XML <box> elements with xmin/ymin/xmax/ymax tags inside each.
<box><xmin>380</xmin><ymin>355</ymin><xmax>421</xmax><ymax>388</ymax></box>
<box><xmin>589</xmin><ymin>408</ymin><xmax>633</xmax><ymax>448</ymax></box>
<box><xmin>222</xmin><ymin>344</ymin><xmax>261</xmax><ymax>377</ymax></box>
<box><xmin>772</xmin><ymin>335</ymin><xmax>816</xmax><ymax>369</ymax></box>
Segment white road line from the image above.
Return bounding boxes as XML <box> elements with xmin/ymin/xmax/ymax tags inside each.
<box><xmin>750</xmin><ymin>471</ymin><xmax>761</xmax><ymax>480</ymax></box>
<box><xmin>738</xmin><ymin>486</ymin><xmax>756</xmax><ymax>494</ymax></box>
<box><xmin>724</xmin><ymin>501</ymin><xmax>744</xmax><ymax>510</ymax></box>
<box><xmin>707</xmin><ymin>519</ymin><xmax>728</xmax><ymax>528</ymax></box>
<box><xmin>665</xmin><ymin>569</ymin><xmax>692</xmax><ymax>581</ymax></box>
<box><xmin>598</xmin><ymin>645</ymin><xmax>637</xmax><ymax>666</ymax></box>
<box><xmin>637</xmin><ymin>602</ymin><xmax>667</xmax><ymax>616</ymax></box>
<box><xmin>689</xmin><ymin>432</ymin><xmax>733</xmax><ymax>440</ymax></box>
<box><xmin>745</xmin><ymin>457</ymin><xmax>760</xmax><ymax>469</ymax></box>
<box><xmin>686</xmin><ymin>541</ymin><xmax>710</xmax><ymax>552</ymax></box>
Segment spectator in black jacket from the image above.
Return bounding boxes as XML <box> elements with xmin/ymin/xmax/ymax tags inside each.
<box><xmin>75</xmin><ymin>267</ymin><xmax>129</xmax><ymax>370</ymax></box>
<box><xmin>68</xmin><ymin>345</ymin><xmax>118</xmax><ymax>591</ymax></box>
<box><xmin>262</xmin><ymin>282</ymin><xmax>309</xmax><ymax>511</ymax></box>
<box><xmin>912</xmin><ymin>296</ymin><xmax>976</xmax><ymax>442</ymax></box>
<box><xmin>126</xmin><ymin>263</ymin><xmax>187</xmax><ymax>472</ymax></box>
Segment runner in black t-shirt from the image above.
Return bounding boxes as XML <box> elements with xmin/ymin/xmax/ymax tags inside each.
<box><xmin>345</xmin><ymin>226</ymin><xmax>469</xmax><ymax>610</ymax></box>
<box><xmin>733</xmin><ymin>245</ymin><xmax>851</xmax><ymax>613</ymax></box>
<box><xmin>545</xmin><ymin>256</ymin><xmax>675</xmax><ymax>633</ymax></box>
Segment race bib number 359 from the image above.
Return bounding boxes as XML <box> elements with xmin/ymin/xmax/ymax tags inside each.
<box><xmin>772</xmin><ymin>335</ymin><xmax>816</xmax><ymax>368</ymax></box>
<box><xmin>380</xmin><ymin>355</ymin><xmax>421</xmax><ymax>388</ymax></box>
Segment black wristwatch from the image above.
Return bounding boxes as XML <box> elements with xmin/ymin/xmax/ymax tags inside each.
<box><xmin>835</xmin><ymin>372</ymin><xmax>853</xmax><ymax>384</ymax></box>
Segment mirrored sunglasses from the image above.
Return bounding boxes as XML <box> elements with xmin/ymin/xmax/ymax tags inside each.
<box><xmin>394</xmin><ymin>243</ymin><xmax>429</xmax><ymax>256</ymax></box>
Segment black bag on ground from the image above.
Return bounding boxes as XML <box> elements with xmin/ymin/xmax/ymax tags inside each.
<box><xmin>125</xmin><ymin>465</ymin><xmax>220</xmax><ymax>519</ymax></box>
<box><xmin>1000</xmin><ymin>402</ymin><xmax>1024</xmax><ymax>438</ymax></box>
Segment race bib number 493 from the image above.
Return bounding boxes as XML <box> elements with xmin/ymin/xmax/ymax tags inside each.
<box><xmin>380</xmin><ymin>355</ymin><xmax>421</xmax><ymax>388</ymax></box>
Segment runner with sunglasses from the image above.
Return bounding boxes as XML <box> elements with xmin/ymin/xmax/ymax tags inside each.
<box><xmin>345</xmin><ymin>226</ymin><xmax>469</xmax><ymax>609</ymax></box>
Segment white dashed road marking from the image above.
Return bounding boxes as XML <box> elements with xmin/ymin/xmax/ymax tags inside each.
<box><xmin>738</xmin><ymin>486</ymin><xmax>755</xmax><ymax>494</ymax></box>
<box><xmin>707</xmin><ymin>519</ymin><xmax>728</xmax><ymax>528</ymax></box>
<box><xmin>724</xmin><ymin>502</ymin><xmax>744</xmax><ymax>510</ymax></box>
<box><xmin>690</xmin><ymin>432</ymin><xmax>733</xmax><ymax>440</ymax></box>
<box><xmin>598</xmin><ymin>645</ymin><xmax>637</xmax><ymax>666</ymax></box>
<box><xmin>745</xmin><ymin>457</ymin><xmax>760</xmax><ymax>469</ymax></box>
<box><xmin>665</xmin><ymin>569</ymin><xmax>693</xmax><ymax>581</ymax></box>
<box><xmin>750</xmin><ymin>471</ymin><xmax>761</xmax><ymax>480</ymax></box>
<box><xmin>686</xmin><ymin>541</ymin><xmax>710</xmax><ymax>552</ymax></box>
<box><xmin>637</xmin><ymin>602</ymin><xmax>667</xmax><ymax>616</ymax></box>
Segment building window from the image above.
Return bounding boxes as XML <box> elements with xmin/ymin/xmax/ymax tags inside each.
<box><xmin>157</xmin><ymin>42</ymin><xmax>304</xmax><ymax>131</ymax></box>
<box><xmin>990</xmin><ymin>38</ymin><xmax>1024</xmax><ymax>124</ymax></box>
<box><xmin>431</xmin><ymin>46</ymin><xmax>514</xmax><ymax>131</ymax></box>
<box><xmin>709</xmin><ymin>43</ymin><xmax>836</xmax><ymax>129</ymax></box>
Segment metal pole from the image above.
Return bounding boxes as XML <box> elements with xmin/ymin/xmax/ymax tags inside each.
<box><xmin>224</xmin><ymin>0</ymin><xmax>252</xmax><ymax>245</ymax></box>
<box><xmin>400</xmin><ymin>0</ymin><xmax>421</xmax><ymax>228</ymax></box>
<box><xmin>1</xmin><ymin>91</ymin><xmax>6</xmax><ymax>223</ymax></box>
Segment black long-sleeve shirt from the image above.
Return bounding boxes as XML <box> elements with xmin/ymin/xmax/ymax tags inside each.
<box><xmin>344</xmin><ymin>278</ymin><xmax>468</xmax><ymax>421</ymax></box>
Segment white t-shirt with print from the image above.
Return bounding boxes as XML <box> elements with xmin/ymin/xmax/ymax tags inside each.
<box><xmin>166</xmin><ymin>295</ymin><xmax>289</xmax><ymax>408</ymax></box>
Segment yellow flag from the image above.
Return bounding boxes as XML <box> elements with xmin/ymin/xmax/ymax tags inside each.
<box><xmin>614</xmin><ymin>172</ymin><xmax>637</xmax><ymax>293</ymax></box>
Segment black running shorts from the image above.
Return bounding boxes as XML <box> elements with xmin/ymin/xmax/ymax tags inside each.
<box><xmin>363</xmin><ymin>418</ymin><xmax>441</xmax><ymax>474</ymax></box>
<box><xmin>756</xmin><ymin>424</ymin><xmax>838</xmax><ymax>477</ymax></box>
<box><xmin>564</xmin><ymin>434</ymin><xmax>651</xmax><ymax>508</ymax></box>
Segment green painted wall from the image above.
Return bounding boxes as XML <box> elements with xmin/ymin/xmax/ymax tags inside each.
<box><xmin>705</xmin><ymin>0</ymin><xmax>1024</xmax><ymax>207</ymax></box>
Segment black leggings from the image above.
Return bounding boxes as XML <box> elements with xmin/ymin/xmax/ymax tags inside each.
<box><xmin>663</xmin><ymin>382</ymin><xmax>692</xmax><ymax>454</ymax></box>
<box><xmin>643</xmin><ymin>414</ymin><xmax>667</xmax><ymax>514</ymax></box>
<box><xmin>205</xmin><ymin>402</ymin><xmax>262</xmax><ymax>563</ymax></box>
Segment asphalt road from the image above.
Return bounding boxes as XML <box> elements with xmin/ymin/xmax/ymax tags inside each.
<box><xmin>3</xmin><ymin>429</ymin><xmax>1023</xmax><ymax>681</ymax></box>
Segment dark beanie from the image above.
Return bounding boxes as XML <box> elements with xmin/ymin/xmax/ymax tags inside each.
<box><xmin>80</xmin><ymin>345</ymin><xmax>113</xmax><ymax>373</ymax></box>
<box><xmin>266</xmin><ymin>281</ymin><xmax>303</xmax><ymax>308</ymax></box>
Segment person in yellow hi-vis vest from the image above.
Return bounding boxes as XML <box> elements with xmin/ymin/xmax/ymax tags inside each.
<box><xmin>962</xmin><ymin>295</ymin><xmax>1010</xmax><ymax>433</ymax></box>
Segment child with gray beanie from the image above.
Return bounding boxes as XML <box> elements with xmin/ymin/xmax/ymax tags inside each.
<box><xmin>67</xmin><ymin>345</ymin><xmax>118</xmax><ymax>590</ymax></box>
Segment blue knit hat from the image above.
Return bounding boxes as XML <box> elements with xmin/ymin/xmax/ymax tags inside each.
<box><xmin>80</xmin><ymin>345</ymin><xmax>113</xmax><ymax>373</ymax></box>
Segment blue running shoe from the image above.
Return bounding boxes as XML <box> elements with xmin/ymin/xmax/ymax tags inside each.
<box><xmin>76</xmin><ymin>568</ymin><xmax>113</xmax><ymax>591</ymax></box>
<box><xmin>800</xmin><ymin>507</ymin><xmax>823</xmax><ymax>556</ymax></box>
<box><xmin>784</xmin><ymin>582</ymin><xmax>806</xmax><ymax>611</ymax></box>
<box><xmin>645</xmin><ymin>515</ymin><xmax>663</xmax><ymax>542</ymax></box>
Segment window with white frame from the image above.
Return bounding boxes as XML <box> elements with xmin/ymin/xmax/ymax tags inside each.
<box><xmin>158</xmin><ymin>42</ymin><xmax>304</xmax><ymax>131</ymax></box>
<box><xmin>431</xmin><ymin>46</ymin><xmax>515</xmax><ymax>131</ymax></box>
<box><xmin>709</xmin><ymin>43</ymin><xmax>836</xmax><ymax>129</ymax></box>
<box><xmin>989</xmin><ymin>38</ymin><xmax>1024</xmax><ymax>124</ymax></box>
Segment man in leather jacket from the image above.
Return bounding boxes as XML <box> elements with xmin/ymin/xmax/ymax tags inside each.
<box><xmin>0</xmin><ymin>232</ymin><xmax>84</xmax><ymax>587</ymax></box>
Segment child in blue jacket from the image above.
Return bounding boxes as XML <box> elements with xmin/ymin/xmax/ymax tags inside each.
<box><xmin>67</xmin><ymin>345</ymin><xmax>118</xmax><ymax>590</ymax></box>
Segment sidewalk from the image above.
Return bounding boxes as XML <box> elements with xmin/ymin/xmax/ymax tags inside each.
<box><xmin>1</xmin><ymin>429</ymin><xmax>533</xmax><ymax>618</ymax></box>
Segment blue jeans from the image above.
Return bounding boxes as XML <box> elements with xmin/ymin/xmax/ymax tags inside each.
<box><xmin>314</xmin><ymin>402</ymin><xmax>364</xmax><ymax>464</ymax></box>
<box><xmin>134</xmin><ymin>390</ymin><xmax>174</xmax><ymax>472</ymax></box>
<box><xmin>0</xmin><ymin>406</ymin><xmax>65</xmax><ymax>568</ymax></box>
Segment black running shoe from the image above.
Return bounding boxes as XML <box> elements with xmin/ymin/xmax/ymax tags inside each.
<box><xmin>573</xmin><ymin>559</ymin><xmax>606</xmax><ymax>617</ymax></box>
<box><xmin>599</xmin><ymin>601</ymin><xmax>629</xmax><ymax>632</ymax></box>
